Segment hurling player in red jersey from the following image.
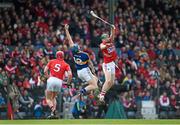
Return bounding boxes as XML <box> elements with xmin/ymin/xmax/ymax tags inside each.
<box><xmin>44</xmin><ymin>51</ymin><xmax>72</xmax><ymax>118</ymax></box>
<box><xmin>99</xmin><ymin>25</ymin><xmax>117</xmax><ymax>102</ymax></box>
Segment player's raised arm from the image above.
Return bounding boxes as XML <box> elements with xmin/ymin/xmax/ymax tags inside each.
<box><xmin>109</xmin><ymin>25</ymin><xmax>116</xmax><ymax>42</ymax></box>
<box><xmin>64</xmin><ymin>24</ymin><xmax>74</xmax><ymax>47</ymax></box>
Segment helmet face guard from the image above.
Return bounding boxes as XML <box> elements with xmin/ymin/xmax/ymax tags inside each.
<box><xmin>56</xmin><ymin>51</ymin><xmax>64</xmax><ymax>59</ymax></box>
<box><xmin>71</xmin><ymin>44</ymin><xmax>80</xmax><ymax>53</ymax></box>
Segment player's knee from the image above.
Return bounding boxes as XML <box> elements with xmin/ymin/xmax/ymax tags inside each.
<box><xmin>90</xmin><ymin>81</ymin><xmax>98</xmax><ymax>89</ymax></box>
<box><xmin>110</xmin><ymin>80</ymin><xmax>114</xmax><ymax>86</ymax></box>
<box><xmin>111</xmin><ymin>77</ymin><xmax>115</xmax><ymax>84</ymax></box>
<box><xmin>106</xmin><ymin>79</ymin><xmax>112</xmax><ymax>85</ymax></box>
<box><xmin>105</xmin><ymin>77</ymin><xmax>111</xmax><ymax>83</ymax></box>
<box><xmin>93</xmin><ymin>83</ymin><xmax>98</xmax><ymax>89</ymax></box>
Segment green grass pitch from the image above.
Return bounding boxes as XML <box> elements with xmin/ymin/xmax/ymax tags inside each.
<box><xmin>0</xmin><ymin>119</ymin><xmax>180</xmax><ymax>125</ymax></box>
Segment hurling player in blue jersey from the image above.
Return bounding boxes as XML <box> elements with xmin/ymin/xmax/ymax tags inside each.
<box><xmin>64</xmin><ymin>24</ymin><xmax>98</xmax><ymax>95</ymax></box>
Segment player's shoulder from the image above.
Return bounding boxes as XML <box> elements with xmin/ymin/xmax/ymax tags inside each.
<box><xmin>80</xmin><ymin>51</ymin><xmax>90</xmax><ymax>59</ymax></box>
<box><xmin>50</xmin><ymin>59</ymin><xmax>64</xmax><ymax>65</ymax></box>
<box><xmin>63</xmin><ymin>62</ymin><xmax>70</xmax><ymax>69</ymax></box>
<box><xmin>61</xmin><ymin>60</ymin><xmax>69</xmax><ymax>66</ymax></box>
<box><xmin>101</xmin><ymin>41</ymin><xmax>106</xmax><ymax>44</ymax></box>
<box><xmin>100</xmin><ymin>42</ymin><xmax>106</xmax><ymax>47</ymax></box>
<box><xmin>80</xmin><ymin>51</ymin><xmax>89</xmax><ymax>56</ymax></box>
<box><xmin>49</xmin><ymin>59</ymin><xmax>57</xmax><ymax>63</ymax></box>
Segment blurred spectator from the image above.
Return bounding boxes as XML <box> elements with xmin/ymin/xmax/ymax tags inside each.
<box><xmin>19</xmin><ymin>90</ymin><xmax>34</xmax><ymax>113</ymax></box>
<box><xmin>9</xmin><ymin>80</ymin><xmax>21</xmax><ymax>113</ymax></box>
<box><xmin>0</xmin><ymin>92</ymin><xmax>5</xmax><ymax>106</ymax></box>
<box><xmin>72</xmin><ymin>96</ymin><xmax>87</xmax><ymax>119</ymax></box>
<box><xmin>62</xmin><ymin>89</ymin><xmax>72</xmax><ymax>103</ymax></box>
<box><xmin>170</xmin><ymin>81</ymin><xmax>178</xmax><ymax>95</ymax></box>
<box><xmin>121</xmin><ymin>92</ymin><xmax>136</xmax><ymax>112</ymax></box>
<box><xmin>23</xmin><ymin>77</ymin><xmax>31</xmax><ymax>90</ymax></box>
<box><xmin>142</xmin><ymin>91</ymin><xmax>151</xmax><ymax>101</ymax></box>
<box><xmin>5</xmin><ymin>60</ymin><xmax>17</xmax><ymax>75</ymax></box>
<box><xmin>122</xmin><ymin>73</ymin><xmax>134</xmax><ymax>90</ymax></box>
<box><xmin>159</xmin><ymin>92</ymin><xmax>170</xmax><ymax>111</ymax></box>
<box><xmin>177</xmin><ymin>90</ymin><xmax>180</xmax><ymax>107</ymax></box>
<box><xmin>175</xmin><ymin>63</ymin><xmax>180</xmax><ymax>78</ymax></box>
<box><xmin>0</xmin><ymin>69</ymin><xmax>8</xmax><ymax>86</ymax></box>
<box><xmin>163</xmin><ymin>44</ymin><xmax>176</xmax><ymax>58</ymax></box>
<box><xmin>170</xmin><ymin>95</ymin><xmax>179</xmax><ymax>111</ymax></box>
<box><xmin>160</xmin><ymin>81</ymin><xmax>172</xmax><ymax>96</ymax></box>
<box><xmin>34</xmin><ymin>101</ymin><xmax>43</xmax><ymax>119</ymax></box>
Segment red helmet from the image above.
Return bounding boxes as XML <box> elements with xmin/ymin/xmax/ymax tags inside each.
<box><xmin>56</xmin><ymin>51</ymin><xmax>64</xmax><ymax>60</ymax></box>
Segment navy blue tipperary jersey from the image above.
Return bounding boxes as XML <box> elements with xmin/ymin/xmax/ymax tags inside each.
<box><xmin>72</xmin><ymin>51</ymin><xmax>89</xmax><ymax>70</ymax></box>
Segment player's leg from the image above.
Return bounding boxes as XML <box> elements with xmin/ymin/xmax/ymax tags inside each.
<box><xmin>45</xmin><ymin>90</ymin><xmax>54</xmax><ymax>112</ymax></box>
<box><xmin>87</xmin><ymin>75</ymin><xmax>100</xmax><ymax>98</ymax></box>
<box><xmin>99</xmin><ymin>71</ymin><xmax>111</xmax><ymax>101</ymax></box>
<box><xmin>46</xmin><ymin>91</ymin><xmax>58</xmax><ymax>119</ymax></box>
<box><xmin>46</xmin><ymin>78</ymin><xmax>54</xmax><ymax>110</ymax></box>
<box><xmin>99</xmin><ymin>62</ymin><xmax>115</xmax><ymax>101</ymax></box>
<box><xmin>53</xmin><ymin>78</ymin><xmax>62</xmax><ymax>118</ymax></box>
<box><xmin>100</xmin><ymin>72</ymin><xmax>115</xmax><ymax>93</ymax></box>
<box><xmin>52</xmin><ymin>92</ymin><xmax>58</xmax><ymax>113</ymax></box>
<box><xmin>49</xmin><ymin>78</ymin><xmax>62</xmax><ymax>118</ymax></box>
<box><xmin>83</xmin><ymin>75</ymin><xmax>98</xmax><ymax>93</ymax></box>
<box><xmin>46</xmin><ymin>77</ymin><xmax>60</xmax><ymax>118</ymax></box>
<box><xmin>79</xmin><ymin>68</ymin><xmax>98</xmax><ymax>94</ymax></box>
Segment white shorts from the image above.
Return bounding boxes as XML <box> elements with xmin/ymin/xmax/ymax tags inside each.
<box><xmin>46</xmin><ymin>77</ymin><xmax>62</xmax><ymax>92</ymax></box>
<box><xmin>77</xmin><ymin>67</ymin><xmax>93</xmax><ymax>82</ymax></box>
<box><xmin>102</xmin><ymin>61</ymin><xmax>115</xmax><ymax>74</ymax></box>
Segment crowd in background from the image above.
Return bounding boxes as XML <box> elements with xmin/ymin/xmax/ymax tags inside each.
<box><xmin>0</xmin><ymin>0</ymin><xmax>180</xmax><ymax>119</ymax></box>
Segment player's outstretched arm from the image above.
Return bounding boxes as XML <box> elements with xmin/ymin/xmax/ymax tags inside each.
<box><xmin>100</xmin><ymin>42</ymin><xmax>113</xmax><ymax>51</ymax></box>
<box><xmin>66</xmin><ymin>66</ymin><xmax>72</xmax><ymax>85</ymax></box>
<box><xmin>64</xmin><ymin>24</ymin><xmax>74</xmax><ymax>47</ymax></box>
<box><xmin>109</xmin><ymin>25</ymin><xmax>116</xmax><ymax>42</ymax></box>
<box><xmin>44</xmin><ymin>65</ymin><xmax>49</xmax><ymax>77</ymax></box>
<box><xmin>88</xmin><ymin>58</ymin><xmax>96</xmax><ymax>75</ymax></box>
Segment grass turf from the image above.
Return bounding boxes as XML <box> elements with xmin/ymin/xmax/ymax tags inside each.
<box><xmin>0</xmin><ymin>119</ymin><xmax>180</xmax><ymax>124</ymax></box>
